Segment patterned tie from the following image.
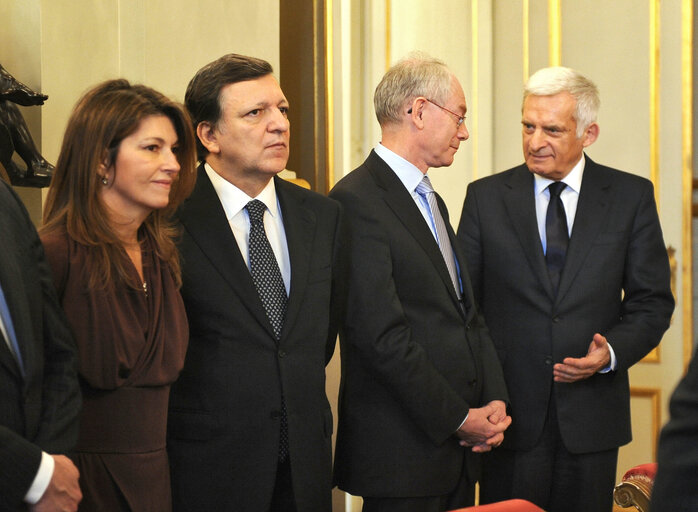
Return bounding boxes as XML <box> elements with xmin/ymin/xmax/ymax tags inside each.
<box><xmin>0</xmin><ymin>282</ymin><xmax>24</xmax><ymax>376</ymax></box>
<box><xmin>415</xmin><ymin>175</ymin><xmax>462</xmax><ymax>298</ymax></box>
<box><xmin>545</xmin><ymin>181</ymin><xmax>569</xmax><ymax>294</ymax></box>
<box><xmin>245</xmin><ymin>199</ymin><xmax>289</xmax><ymax>462</ymax></box>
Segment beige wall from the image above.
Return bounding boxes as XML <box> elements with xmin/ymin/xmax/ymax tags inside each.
<box><xmin>2</xmin><ymin>0</ymin><xmax>280</xmax><ymax>222</ymax></box>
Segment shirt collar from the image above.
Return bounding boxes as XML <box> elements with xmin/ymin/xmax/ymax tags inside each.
<box><xmin>374</xmin><ymin>143</ymin><xmax>427</xmax><ymax>194</ymax></box>
<box><xmin>204</xmin><ymin>162</ymin><xmax>280</xmax><ymax>220</ymax></box>
<box><xmin>533</xmin><ymin>153</ymin><xmax>585</xmax><ymax>196</ymax></box>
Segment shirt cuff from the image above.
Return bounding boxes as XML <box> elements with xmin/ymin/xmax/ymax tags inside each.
<box><xmin>457</xmin><ymin>412</ymin><xmax>469</xmax><ymax>432</ymax></box>
<box><xmin>24</xmin><ymin>451</ymin><xmax>54</xmax><ymax>505</ymax></box>
<box><xmin>599</xmin><ymin>342</ymin><xmax>617</xmax><ymax>373</ymax></box>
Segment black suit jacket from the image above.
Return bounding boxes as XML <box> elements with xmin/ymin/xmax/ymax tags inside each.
<box><xmin>652</xmin><ymin>349</ymin><xmax>698</xmax><ymax>511</ymax></box>
<box><xmin>457</xmin><ymin>156</ymin><xmax>674</xmax><ymax>453</ymax></box>
<box><xmin>167</xmin><ymin>165</ymin><xmax>343</xmax><ymax>512</ymax></box>
<box><xmin>0</xmin><ymin>181</ymin><xmax>80</xmax><ymax>510</ymax></box>
<box><xmin>330</xmin><ymin>150</ymin><xmax>508</xmax><ymax>498</ymax></box>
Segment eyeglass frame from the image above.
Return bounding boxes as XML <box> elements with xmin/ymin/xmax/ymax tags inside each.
<box><xmin>407</xmin><ymin>98</ymin><xmax>466</xmax><ymax>127</ymax></box>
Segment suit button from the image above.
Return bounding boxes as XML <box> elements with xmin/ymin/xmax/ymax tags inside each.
<box><xmin>118</xmin><ymin>366</ymin><xmax>130</xmax><ymax>379</ymax></box>
<box><xmin>545</xmin><ymin>356</ymin><xmax>553</xmax><ymax>365</ymax></box>
<box><xmin>552</xmin><ymin>316</ymin><xmax>560</xmax><ymax>323</ymax></box>
<box><xmin>270</xmin><ymin>410</ymin><xmax>282</xmax><ymax>419</ymax></box>
<box><xmin>278</xmin><ymin>350</ymin><xmax>286</xmax><ymax>358</ymax></box>
<box><xmin>465</xmin><ymin>323</ymin><xmax>471</xmax><ymax>331</ymax></box>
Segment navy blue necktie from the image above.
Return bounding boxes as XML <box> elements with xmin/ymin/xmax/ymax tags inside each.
<box><xmin>245</xmin><ymin>199</ymin><xmax>289</xmax><ymax>462</ymax></box>
<box><xmin>545</xmin><ymin>182</ymin><xmax>568</xmax><ymax>294</ymax></box>
<box><xmin>0</xmin><ymin>282</ymin><xmax>24</xmax><ymax>375</ymax></box>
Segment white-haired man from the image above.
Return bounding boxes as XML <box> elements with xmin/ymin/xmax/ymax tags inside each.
<box><xmin>457</xmin><ymin>66</ymin><xmax>674</xmax><ymax>511</ymax></box>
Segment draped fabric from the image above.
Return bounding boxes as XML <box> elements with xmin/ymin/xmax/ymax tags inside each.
<box><xmin>41</xmin><ymin>228</ymin><xmax>188</xmax><ymax>512</ymax></box>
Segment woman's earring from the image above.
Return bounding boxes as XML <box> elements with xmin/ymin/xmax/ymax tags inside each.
<box><xmin>101</xmin><ymin>176</ymin><xmax>108</xmax><ymax>185</ymax></box>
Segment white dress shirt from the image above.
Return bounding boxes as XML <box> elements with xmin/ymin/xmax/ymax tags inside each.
<box><xmin>205</xmin><ymin>163</ymin><xmax>291</xmax><ymax>294</ymax></box>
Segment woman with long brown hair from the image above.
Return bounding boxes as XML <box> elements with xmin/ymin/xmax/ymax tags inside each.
<box><xmin>40</xmin><ymin>79</ymin><xmax>196</xmax><ymax>511</ymax></box>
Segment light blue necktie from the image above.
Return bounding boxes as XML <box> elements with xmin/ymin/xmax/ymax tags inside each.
<box><xmin>415</xmin><ymin>175</ymin><xmax>462</xmax><ymax>298</ymax></box>
<box><xmin>0</xmin><ymin>282</ymin><xmax>24</xmax><ymax>375</ymax></box>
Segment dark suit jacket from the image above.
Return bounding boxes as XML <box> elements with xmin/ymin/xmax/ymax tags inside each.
<box><xmin>167</xmin><ymin>166</ymin><xmax>343</xmax><ymax>512</ymax></box>
<box><xmin>457</xmin><ymin>156</ymin><xmax>674</xmax><ymax>453</ymax></box>
<box><xmin>330</xmin><ymin>150</ymin><xmax>508</xmax><ymax>498</ymax></box>
<box><xmin>652</xmin><ymin>349</ymin><xmax>698</xmax><ymax>511</ymax></box>
<box><xmin>0</xmin><ymin>181</ymin><xmax>80</xmax><ymax>511</ymax></box>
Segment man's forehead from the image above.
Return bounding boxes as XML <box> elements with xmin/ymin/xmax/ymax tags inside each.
<box><xmin>219</xmin><ymin>76</ymin><xmax>287</xmax><ymax>105</ymax></box>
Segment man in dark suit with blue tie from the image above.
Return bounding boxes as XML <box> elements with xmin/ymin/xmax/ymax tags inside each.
<box><xmin>0</xmin><ymin>179</ymin><xmax>81</xmax><ymax>511</ymax></box>
<box><xmin>167</xmin><ymin>53</ymin><xmax>343</xmax><ymax>512</ymax></box>
<box><xmin>330</xmin><ymin>54</ymin><xmax>510</xmax><ymax>512</ymax></box>
<box><xmin>457</xmin><ymin>66</ymin><xmax>674</xmax><ymax>512</ymax></box>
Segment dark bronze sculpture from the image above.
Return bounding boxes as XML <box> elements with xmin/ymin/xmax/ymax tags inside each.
<box><xmin>0</xmin><ymin>64</ymin><xmax>54</xmax><ymax>187</ymax></box>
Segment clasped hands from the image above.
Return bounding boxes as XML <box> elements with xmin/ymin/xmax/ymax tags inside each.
<box><xmin>456</xmin><ymin>400</ymin><xmax>511</xmax><ymax>453</ymax></box>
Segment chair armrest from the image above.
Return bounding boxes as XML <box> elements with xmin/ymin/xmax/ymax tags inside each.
<box><xmin>613</xmin><ymin>463</ymin><xmax>656</xmax><ymax>511</ymax></box>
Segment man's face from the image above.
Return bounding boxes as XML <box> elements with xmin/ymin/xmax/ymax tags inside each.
<box><xmin>204</xmin><ymin>74</ymin><xmax>290</xmax><ymax>184</ymax></box>
<box><xmin>521</xmin><ymin>92</ymin><xmax>596</xmax><ymax>180</ymax></box>
<box><xmin>419</xmin><ymin>76</ymin><xmax>469</xmax><ymax>170</ymax></box>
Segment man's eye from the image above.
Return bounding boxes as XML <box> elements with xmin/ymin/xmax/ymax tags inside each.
<box><xmin>248</xmin><ymin>109</ymin><xmax>262</xmax><ymax>116</ymax></box>
<box><xmin>279</xmin><ymin>107</ymin><xmax>289</xmax><ymax>117</ymax></box>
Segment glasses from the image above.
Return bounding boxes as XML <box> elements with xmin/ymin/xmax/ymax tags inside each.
<box><xmin>425</xmin><ymin>99</ymin><xmax>466</xmax><ymax>127</ymax></box>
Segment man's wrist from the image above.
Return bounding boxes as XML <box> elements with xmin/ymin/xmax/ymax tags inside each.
<box><xmin>24</xmin><ymin>451</ymin><xmax>54</xmax><ymax>504</ymax></box>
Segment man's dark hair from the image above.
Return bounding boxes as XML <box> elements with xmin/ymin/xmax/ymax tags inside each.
<box><xmin>185</xmin><ymin>53</ymin><xmax>273</xmax><ymax>159</ymax></box>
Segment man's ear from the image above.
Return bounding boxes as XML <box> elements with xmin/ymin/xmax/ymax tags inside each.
<box><xmin>582</xmin><ymin>122</ymin><xmax>599</xmax><ymax>148</ymax></box>
<box><xmin>409</xmin><ymin>97</ymin><xmax>427</xmax><ymax>129</ymax></box>
<box><xmin>197</xmin><ymin>122</ymin><xmax>220</xmax><ymax>154</ymax></box>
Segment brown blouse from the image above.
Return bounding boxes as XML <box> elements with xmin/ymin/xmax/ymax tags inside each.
<box><xmin>41</xmin><ymin>228</ymin><xmax>188</xmax><ymax>512</ymax></box>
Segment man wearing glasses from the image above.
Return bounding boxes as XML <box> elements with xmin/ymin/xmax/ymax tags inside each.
<box><xmin>330</xmin><ymin>53</ymin><xmax>510</xmax><ymax>511</ymax></box>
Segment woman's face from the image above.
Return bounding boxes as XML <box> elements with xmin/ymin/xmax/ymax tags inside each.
<box><xmin>100</xmin><ymin>114</ymin><xmax>180</xmax><ymax>223</ymax></box>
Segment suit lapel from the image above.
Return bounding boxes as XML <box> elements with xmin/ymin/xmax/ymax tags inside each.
<box><xmin>556</xmin><ymin>157</ymin><xmax>612</xmax><ymax>302</ymax></box>
<box><xmin>275</xmin><ymin>177</ymin><xmax>316</xmax><ymax>341</ymax></box>
<box><xmin>178</xmin><ymin>165</ymin><xmax>276</xmax><ymax>341</ymax></box>
<box><xmin>366</xmin><ymin>151</ymin><xmax>463</xmax><ymax>311</ymax></box>
<box><xmin>503</xmin><ymin>166</ymin><xmax>555</xmax><ymax>299</ymax></box>
<box><xmin>0</xmin><ymin>223</ymin><xmax>25</xmax><ymax>379</ymax></box>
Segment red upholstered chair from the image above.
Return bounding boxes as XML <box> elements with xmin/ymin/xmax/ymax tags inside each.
<box><xmin>613</xmin><ymin>463</ymin><xmax>656</xmax><ymax>512</ymax></box>
<box><xmin>449</xmin><ymin>499</ymin><xmax>546</xmax><ymax>511</ymax></box>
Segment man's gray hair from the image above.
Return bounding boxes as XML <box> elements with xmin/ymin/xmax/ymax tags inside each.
<box><xmin>374</xmin><ymin>53</ymin><xmax>453</xmax><ymax>126</ymax></box>
<box><xmin>524</xmin><ymin>66</ymin><xmax>600</xmax><ymax>137</ymax></box>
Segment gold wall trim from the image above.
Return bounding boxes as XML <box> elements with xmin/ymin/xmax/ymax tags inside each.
<box><xmin>472</xmin><ymin>0</ymin><xmax>479</xmax><ymax>181</ymax></box>
<box><xmin>325</xmin><ymin>0</ymin><xmax>334</xmax><ymax>190</ymax></box>
<box><xmin>523</xmin><ymin>0</ymin><xmax>529</xmax><ymax>81</ymax></box>
<box><xmin>682</xmin><ymin>0</ymin><xmax>694</xmax><ymax>369</ymax></box>
<box><xmin>548</xmin><ymin>0</ymin><xmax>561</xmax><ymax>66</ymax></box>
<box><xmin>650</xmin><ymin>0</ymin><xmax>660</xmax><ymax>205</ymax></box>
<box><xmin>385</xmin><ymin>0</ymin><xmax>391</xmax><ymax>69</ymax></box>
<box><xmin>312</xmin><ymin>0</ymin><xmax>320</xmax><ymax>189</ymax></box>
<box><xmin>630</xmin><ymin>387</ymin><xmax>661</xmax><ymax>461</ymax></box>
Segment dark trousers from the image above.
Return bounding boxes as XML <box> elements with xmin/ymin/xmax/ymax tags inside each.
<box><xmin>480</xmin><ymin>398</ymin><xmax>618</xmax><ymax>512</ymax></box>
<box><xmin>362</xmin><ymin>457</ymin><xmax>475</xmax><ymax>512</ymax></box>
<box><xmin>269</xmin><ymin>457</ymin><xmax>297</xmax><ymax>512</ymax></box>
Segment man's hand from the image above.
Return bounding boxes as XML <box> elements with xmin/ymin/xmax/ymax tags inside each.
<box><xmin>457</xmin><ymin>401</ymin><xmax>511</xmax><ymax>453</ymax></box>
<box><xmin>553</xmin><ymin>333</ymin><xmax>611</xmax><ymax>383</ymax></box>
<box><xmin>31</xmin><ymin>455</ymin><xmax>81</xmax><ymax>512</ymax></box>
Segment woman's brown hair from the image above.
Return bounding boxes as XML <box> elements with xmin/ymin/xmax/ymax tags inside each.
<box><xmin>41</xmin><ymin>79</ymin><xmax>197</xmax><ymax>288</ymax></box>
